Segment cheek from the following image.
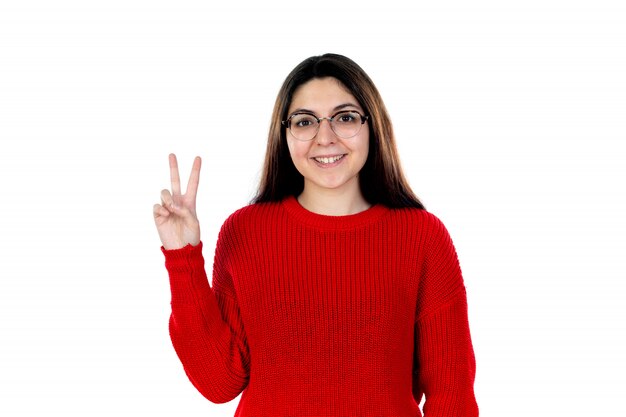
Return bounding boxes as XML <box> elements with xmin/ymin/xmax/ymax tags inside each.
<box><xmin>287</xmin><ymin>139</ymin><xmax>309</xmax><ymax>163</ymax></box>
<box><xmin>357</xmin><ymin>135</ymin><xmax>370</xmax><ymax>164</ymax></box>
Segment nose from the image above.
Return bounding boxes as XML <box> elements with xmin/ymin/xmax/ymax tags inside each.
<box><xmin>314</xmin><ymin>118</ymin><xmax>336</xmax><ymax>145</ymax></box>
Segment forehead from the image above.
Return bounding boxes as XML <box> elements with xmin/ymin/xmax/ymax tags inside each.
<box><xmin>288</xmin><ymin>77</ymin><xmax>362</xmax><ymax>113</ymax></box>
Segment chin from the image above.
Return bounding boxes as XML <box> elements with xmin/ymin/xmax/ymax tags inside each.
<box><xmin>311</xmin><ymin>175</ymin><xmax>358</xmax><ymax>191</ymax></box>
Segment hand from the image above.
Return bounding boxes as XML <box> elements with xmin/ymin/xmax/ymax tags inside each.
<box><xmin>153</xmin><ymin>153</ymin><xmax>202</xmax><ymax>250</ymax></box>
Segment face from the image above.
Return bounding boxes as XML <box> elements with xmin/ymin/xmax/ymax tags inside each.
<box><xmin>285</xmin><ymin>77</ymin><xmax>369</xmax><ymax>198</ymax></box>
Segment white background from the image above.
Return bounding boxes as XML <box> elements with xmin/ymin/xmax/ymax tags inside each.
<box><xmin>1</xmin><ymin>0</ymin><xmax>625</xmax><ymax>416</ymax></box>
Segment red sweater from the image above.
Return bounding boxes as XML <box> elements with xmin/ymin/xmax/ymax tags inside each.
<box><xmin>162</xmin><ymin>196</ymin><xmax>478</xmax><ymax>416</ymax></box>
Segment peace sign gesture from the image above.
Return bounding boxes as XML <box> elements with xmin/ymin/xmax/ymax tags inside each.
<box><xmin>153</xmin><ymin>154</ymin><xmax>202</xmax><ymax>250</ymax></box>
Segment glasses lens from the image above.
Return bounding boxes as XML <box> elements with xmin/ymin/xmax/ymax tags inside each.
<box><xmin>289</xmin><ymin>114</ymin><xmax>318</xmax><ymax>141</ymax></box>
<box><xmin>331</xmin><ymin>111</ymin><xmax>362</xmax><ymax>138</ymax></box>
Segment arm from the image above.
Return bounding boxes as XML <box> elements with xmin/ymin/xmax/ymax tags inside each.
<box><xmin>413</xmin><ymin>291</ymin><xmax>478</xmax><ymax>416</ymax></box>
<box><xmin>163</xmin><ymin>239</ymin><xmax>250</xmax><ymax>404</ymax></box>
<box><xmin>154</xmin><ymin>154</ymin><xmax>249</xmax><ymax>402</ymax></box>
<box><xmin>412</xmin><ymin>213</ymin><xmax>478</xmax><ymax>416</ymax></box>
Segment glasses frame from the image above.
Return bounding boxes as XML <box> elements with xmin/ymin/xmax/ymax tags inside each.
<box><xmin>281</xmin><ymin>110</ymin><xmax>370</xmax><ymax>141</ymax></box>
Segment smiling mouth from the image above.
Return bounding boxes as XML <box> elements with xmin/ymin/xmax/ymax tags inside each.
<box><xmin>312</xmin><ymin>154</ymin><xmax>346</xmax><ymax>164</ymax></box>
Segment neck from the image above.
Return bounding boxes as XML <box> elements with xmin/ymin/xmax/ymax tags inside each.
<box><xmin>297</xmin><ymin>182</ymin><xmax>371</xmax><ymax>216</ymax></box>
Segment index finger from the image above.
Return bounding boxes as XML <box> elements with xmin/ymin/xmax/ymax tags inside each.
<box><xmin>169</xmin><ymin>153</ymin><xmax>181</xmax><ymax>195</ymax></box>
<box><xmin>186</xmin><ymin>156</ymin><xmax>202</xmax><ymax>198</ymax></box>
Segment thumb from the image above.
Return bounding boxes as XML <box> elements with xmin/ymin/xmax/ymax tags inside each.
<box><xmin>170</xmin><ymin>201</ymin><xmax>184</xmax><ymax>214</ymax></box>
<box><xmin>171</xmin><ymin>202</ymin><xmax>195</xmax><ymax>220</ymax></box>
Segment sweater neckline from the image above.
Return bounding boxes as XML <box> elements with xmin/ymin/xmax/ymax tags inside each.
<box><xmin>281</xmin><ymin>195</ymin><xmax>388</xmax><ymax>231</ymax></box>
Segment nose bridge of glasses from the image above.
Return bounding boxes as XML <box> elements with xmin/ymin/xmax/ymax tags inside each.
<box><xmin>316</xmin><ymin>116</ymin><xmax>337</xmax><ymax>136</ymax></box>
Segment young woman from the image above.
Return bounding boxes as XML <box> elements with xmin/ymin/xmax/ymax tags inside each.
<box><xmin>153</xmin><ymin>53</ymin><xmax>479</xmax><ymax>416</ymax></box>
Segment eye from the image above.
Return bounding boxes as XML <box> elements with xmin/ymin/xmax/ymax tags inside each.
<box><xmin>296</xmin><ymin>119</ymin><xmax>312</xmax><ymax>128</ymax></box>
<box><xmin>291</xmin><ymin>114</ymin><xmax>317</xmax><ymax>128</ymax></box>
<box><xmin>335</xmin><ymin>111</ymin><xmax>359</xmax><ymax>124</ymax></box>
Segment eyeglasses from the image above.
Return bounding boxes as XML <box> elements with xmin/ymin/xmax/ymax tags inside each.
<box><xmin>281</xmin><ymin>110</ymin><xmax>369</xmax><ymax>141</ymax></box>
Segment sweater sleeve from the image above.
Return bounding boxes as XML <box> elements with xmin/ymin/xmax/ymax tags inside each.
<box><xmin>412</xmin><ymin>214</ymin><xmax>478</xmax><ymax>416</ymax></box>
<box><xmin>162</xmin><ymin>236</ymin><xmax>250</xmax><ymax>404</ymax></box>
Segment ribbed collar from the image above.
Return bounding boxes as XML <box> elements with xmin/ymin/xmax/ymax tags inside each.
<box><xmin>281</xmin><ymin>195</ymin><xmax>389</xmax><ymax>231</ymax></box>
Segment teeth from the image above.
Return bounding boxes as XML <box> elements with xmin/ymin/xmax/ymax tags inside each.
<box><xmin>314</xmin><ymin>155</ymin><xmax>344</xmax><ymax>164</ymax></box>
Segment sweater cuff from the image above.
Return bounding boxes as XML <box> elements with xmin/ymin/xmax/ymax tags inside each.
<box><xmin>161</xmin><ymin>241</ymin><xmax>211</xmax><ymax>305</ymax></box>
<box><xmin>161</xmin><ymin>241</ymin><xmax>204</xmax><ymax>273</ymax></box>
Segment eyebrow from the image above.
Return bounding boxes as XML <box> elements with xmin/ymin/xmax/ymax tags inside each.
<box><xmin>289</xmin><ymin>102</ymin><xmax>363</xmax><ymax>115</ymax></box>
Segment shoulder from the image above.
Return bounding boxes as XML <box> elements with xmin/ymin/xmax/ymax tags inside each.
<box><xmin>384</xmin><ymin>207</ymin><xmax>456</xmax><ymax>249</ymax></box>
<box><xmin>219</xmin><ymin>200</ymin><xmax>284</xmax><ymax>236</ymax></box>
<box><xmin>385</xmin><ymin>206</ymin><xmax>448</xmax><ymax>231</ymax></box>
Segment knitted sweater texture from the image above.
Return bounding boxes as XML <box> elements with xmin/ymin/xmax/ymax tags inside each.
<box><xmin>162</xmin><ymin>196</ymin><xmax>478</xmax><ymax>416</ymax></box>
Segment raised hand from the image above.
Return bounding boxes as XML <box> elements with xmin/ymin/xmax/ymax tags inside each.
<box><xmin>153</xmin><ymin>153</ymin><xmax>202</xmax><ymax>250</ymax></box>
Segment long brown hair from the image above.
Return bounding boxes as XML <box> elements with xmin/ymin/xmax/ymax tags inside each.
<box><xmin>252</xmin><ymin>53</ymin><xmax>424</xmax><ymax>209</ymax></box>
